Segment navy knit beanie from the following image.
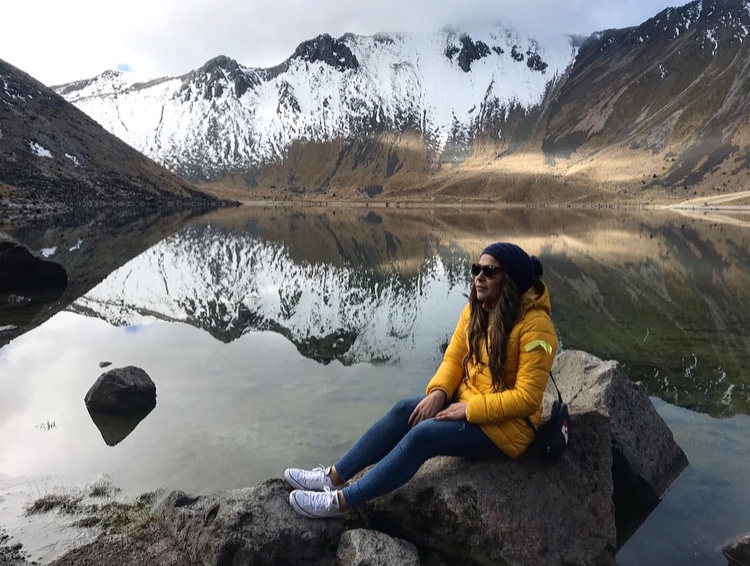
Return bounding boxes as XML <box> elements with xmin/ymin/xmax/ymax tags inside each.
<box><xmin>480</xmin><ymin>242</ymin><xmax>543</xmax><ymax>296</ymax></box>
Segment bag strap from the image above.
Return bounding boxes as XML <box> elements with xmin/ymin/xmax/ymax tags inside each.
<box><xmin>548</xmin><ymin>372</ymin><xmax>564</xmax><ymax>405</ymax></box>
<box><xmin>524</xmin><ymin>371</ymin><xmax>564</xmax><ymax>436</ymax></box>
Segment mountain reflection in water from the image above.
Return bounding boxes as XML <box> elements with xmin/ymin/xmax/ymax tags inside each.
<box><xmin>2</xmin><ymin>205</ymin><xmax>750</xmax><ymax>566</ymax></box>
<box><xmin>72</xmin><ymin>205</ymin><xmax>750</xmax><ymax>418</ymax></box>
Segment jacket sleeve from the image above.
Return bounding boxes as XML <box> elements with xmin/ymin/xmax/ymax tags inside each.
<box><xmin>465</xmin><ymin>312</ymin><xmax>557</xmax><ymax>424</ymax></box>
<box><xmin>425</xmin><ymin>303</ymin><xmax>470</xmax><ymax>398</ymax></box>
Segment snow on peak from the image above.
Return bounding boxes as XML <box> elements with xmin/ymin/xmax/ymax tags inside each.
<box><xmin>55</xmin><ymin>23</ymin><xmax>578</xmax><ymax>179</ymax></box>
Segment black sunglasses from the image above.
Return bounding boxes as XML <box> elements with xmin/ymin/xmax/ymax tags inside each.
<box><xmin>471</xmin><ymin>264</ymin><xmax>503</xmax><ymax>278</ymax></box>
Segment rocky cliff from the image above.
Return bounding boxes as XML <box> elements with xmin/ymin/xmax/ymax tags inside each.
<box><xmin>0</xmin><ymin>59</ymin><xmax>223</xmax><ymax>223</ymax></box>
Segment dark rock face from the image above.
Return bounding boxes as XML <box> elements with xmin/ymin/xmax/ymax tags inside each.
<box><xmin>526</xmin><ymin>51</ymin><xmax>548</xmax><ymax>72</ymax></box>
<box><xmin>724</xmin><ymin>534</ymin><xmax>750</xmax><ymax>566</ymax></box>
<box><xmin>182</xmin><ymin>55</ymin><xmax>259</xmax><ymax>99</ymax></box>
<box><xmin>291</xmin><ymin>34</ymin><xmax>359</xmax><ymax>71</ymax></box>
<box><xmin>84</xmin><ymin>366</ymin><xmax>156</xmax><ymax>413</ymax></box>
<box><xmin>155</xmin><ymin>480</ymin><xmax>344</xmax><ymax>566</ymax></box>
<box><xmin>457</xmin><ymin>35</ymin><xmax>491</xmax><ymax>72</ymax></box>
<box><xmin>0</xmin><ymin>528</ymin><xmax>28</xmax><ymax>566</ymax></box>
<box><xmin>0</xmin><ymin>233</ymin><xmax>67</xmax><ymax>292</ymax></box>
<box><xmin>0</xmin><ymin>58</ymin><xmax>224</xmax><ymax>218</ymax></box>
<box><xmin>551</xmin><ymin>350</ymin><xmax>689</xmax><ymax>546</ymax></box>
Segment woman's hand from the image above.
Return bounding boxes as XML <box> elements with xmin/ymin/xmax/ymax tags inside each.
<box><xmin>435</xmin><ymin>402</ymin><xmax>468</xmax><ymax>421</ymax></box>
<box><xmin>408</xmin><ymin>390</ymin><xmax>447</xmax><ymax>426</ymax></box>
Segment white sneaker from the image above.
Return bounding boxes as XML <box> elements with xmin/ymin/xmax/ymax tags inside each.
<box><xmin>284</xmin><ymin>466</ymin><xmax>338</xmax><ymax>491</ymax></box>
<box><xmin>289</xmin><ymin>489</ymin><xmax>347</xmax><ymax>519</ymax></box>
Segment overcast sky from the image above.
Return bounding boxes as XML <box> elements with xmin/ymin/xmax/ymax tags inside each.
<box><xmin>3</xmin><ymin>0</ymin><xmax>681</xmax><ymax>86</ymax></box>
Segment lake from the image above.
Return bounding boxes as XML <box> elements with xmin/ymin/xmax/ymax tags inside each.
<box><xmin>1</xmin><ymin>204</ymin><xmax>749</xmax><ymax>564</ymax></box>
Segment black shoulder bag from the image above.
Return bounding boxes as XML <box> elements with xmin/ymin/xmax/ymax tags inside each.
<box><xmin>525</xmin><ymin>373</ymin><xmax>570</xmax><ymax>463</ymax></box>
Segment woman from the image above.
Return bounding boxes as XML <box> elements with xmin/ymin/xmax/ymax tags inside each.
<box><xmin>285</xmin><ymin>242</ymin><xmax>558</xmax><ymax>518</ymax></box>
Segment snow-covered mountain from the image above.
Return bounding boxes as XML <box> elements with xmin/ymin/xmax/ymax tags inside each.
<box><xmin>71</xmin><ymin>224</ymin><xmax>471</xmax><ymax>365</ymax></box>
<box><xmin>56</xmin><ymin>25</ymin><xmax>578</xmax><ymax>181</ymax></box>
<box><xmin>53</xmin><ymin>0</ymin><xmax>750</xmax><ymax>202</ymax></box>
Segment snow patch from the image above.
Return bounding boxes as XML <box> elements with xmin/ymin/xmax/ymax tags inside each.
<box><xmin>30</xmin><ymin>141</ymin><xmax>52</xmax><ymax>158</ymax></box>
<box><xmin>705</xmin><ymin>29</ymin><xmax>719</xmax><ymax>55</ymax></box>
<box><xmin>40</xmin><ymin>247</ymin><xmax>57</xmax><ymax>258</ymax></box>
<box><xmin>69</xmin><ymin>240</ymin><xmax>83</xmax><ymax>252</ymax></box>
<box><xmin>65</xmin><ymin>153</ymin><xmax>80</xmax><ymax>166</ymax></box>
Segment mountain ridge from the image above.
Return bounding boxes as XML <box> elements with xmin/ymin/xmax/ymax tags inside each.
<box><xmin>0</xmin><ymin>59</ymin><xmax>227</xmax><ymax>223</ymax></box>
<box><xmin>52</xmin><ymin>0</ymin><xmax>750</xmax><ymax>205</ymax></box>
<box><xmin>55</xmin><ymin>23</ymin><xmax>576</xmax><ymax>188</ymax></box>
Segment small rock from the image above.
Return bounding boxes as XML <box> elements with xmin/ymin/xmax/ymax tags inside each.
<box><xmin>98</xmin><ymin>361</ymin><xmax>112</xmax><ymax>368</ymax></box>
<box><xmin>724</xmin><ymin>534</ymin><xmax>750</xmax><ymax>566</ymax></box>
<box><xmin>7</xmin><ymin>294</ymin><xmax>31</xmax><ymax>305</ymax></box>
<box><xmin>338</xmin><ymin>529</ymin><xmax>420</xmax><ymax>566</ymax></box>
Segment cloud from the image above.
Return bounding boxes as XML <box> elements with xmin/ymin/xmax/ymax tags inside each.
<box><xmin>1</xmin><ymin>0</ymin><xmax>678</xmax><ymax>86</ymax></box>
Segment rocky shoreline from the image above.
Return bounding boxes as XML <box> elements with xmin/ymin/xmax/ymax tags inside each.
<box><xmin>1</xmin><ymin>350</ymin><xmax>693</xmax><ymax>566</ymax></box>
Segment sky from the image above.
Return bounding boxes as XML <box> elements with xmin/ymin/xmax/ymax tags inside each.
<box><xmin>2</xmin><ymin>0</ymin><xmax>682</xmax><ymax>86</ymax></box>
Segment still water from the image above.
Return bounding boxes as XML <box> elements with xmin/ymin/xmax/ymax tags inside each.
<box><xmin>1</xmin><ymin>205</ymin><xmax>750</xmax><ymax>564</ymax></box>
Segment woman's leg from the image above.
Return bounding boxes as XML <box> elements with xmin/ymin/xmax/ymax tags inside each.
<box><xmin>334</xmin><ymin>395</ymin><xmax>425</xmax><ymax>482</ymax></box>
<box><xmin>341</xmin><ymin>416</ymin><xmax>502</xmax><ymax>508</ymax></box>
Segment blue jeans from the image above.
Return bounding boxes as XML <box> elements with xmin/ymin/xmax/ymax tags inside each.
<box><xmin>335</xmin><ymin>395</ymin><xmax>504</xmax><ymax>508</ymax></box>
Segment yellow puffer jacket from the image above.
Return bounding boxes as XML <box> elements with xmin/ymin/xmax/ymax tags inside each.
<box><xmin>425</xmin><ymin>282</ymin><xmax>558</xmax><ymax>458</ymax></box>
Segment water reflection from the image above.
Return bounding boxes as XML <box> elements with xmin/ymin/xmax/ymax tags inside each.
<box><xmin>2</xmin><ymin>205</ymin><xmax>750</xmax><ymax>565</ymax></box>
<box><xmin>1</xmin><ymin>208</ymin><xmax>205</xmax><ymax>349</ymax></box>
<box><xmin>71</xmin><ymin>205</ymin><xmax>750</xmax><ymax>417</ymax></box>
<box><xmin>87</xmin><ymin>406</ymin><xmax>155</xmax><ymax>447</ymax></box>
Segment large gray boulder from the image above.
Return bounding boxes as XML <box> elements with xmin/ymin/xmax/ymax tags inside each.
<box><xmin>155</xmin><ymin>479</ymin><xmax>344</xmax><ymax>566</ymax></box>
<box><xmin>84</xmin><ymin>366</ymin><xmax>156</xmax><ymax>413</ymax></box>
<box><xmin>337</xmin><ymin>529</ymin><xmax>420</xmax><ymax>566</ymax></box>
<box><xmin>0</xmin><ymin>232</ymin><xmax>67</xmax><ymax>292</ymax></box>
<box><xmin>362</xmin><ymin>410</ymin><xmax>617</xmax><ymax>566</ymax></box>
<box><xmin>550</xmin><ymin>350</ymin><xmax>689</xmax><ymax>544</ymax></box>
<box><xmin>358</xmin><ymin>350</ymin><xmax>688</xmax><ymax>565</ymax></box>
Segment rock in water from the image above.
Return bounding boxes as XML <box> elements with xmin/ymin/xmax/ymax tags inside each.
<box><xmin>84</xmin><ymin>366</ymin><xmax>156</xmax><ymax>413</ymax></box>
<box><xmin>0</xmin><ymin>233</ymin><xmax>68</xmax><ymax>292</ymax></box>
<box><xmin>724</xmin><ymin>534</ymin><xmax>750</xmax><ymax>566</ymax></box>
<box><xmin>551</xmin><ymin>350</ymin><xmax>689</xmax><ymax>545</ymax></box>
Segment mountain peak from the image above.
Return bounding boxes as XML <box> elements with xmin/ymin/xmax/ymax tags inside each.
<box><xmin>290</xmin><ymin>33</ymin><xmax>359</xmax><ymax>71</ymax></box>
<box><xmin>182</xmin><ymin>54</ymin><xmax>257</xmax><ymax>99</ymax></box>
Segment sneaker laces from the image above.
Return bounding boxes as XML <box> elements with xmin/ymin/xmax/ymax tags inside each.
<box><xmin>307</xmin><ymin>488</ymin><xmax>339</xmax><ymax>513</ymax></box>
<box><xmin>299</xmin><ymin>464</ymin><xmax>328</xmax><ymax>483</ymax></box>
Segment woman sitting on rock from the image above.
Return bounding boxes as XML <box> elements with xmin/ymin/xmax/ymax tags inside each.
<box><xmin>285</xmin><ymin>242</ymin><xmax>558</xmax><ymax>518</ymax></box>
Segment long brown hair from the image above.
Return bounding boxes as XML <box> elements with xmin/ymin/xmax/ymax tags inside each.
<box><xmin>463</xmin><ymin>277</ymin><xmax>543</xmax><ymax>390</ymax></box>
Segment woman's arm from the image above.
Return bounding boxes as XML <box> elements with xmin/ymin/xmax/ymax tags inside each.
<box><xmin>465</xmin><ymin>314</ymin><xmax>557</xmax><ymax>424</ymax></box>
<box><xmin>424</xmin><ymin>304</ymin><xmax>471</xmax><ymax>399</ymax></box>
